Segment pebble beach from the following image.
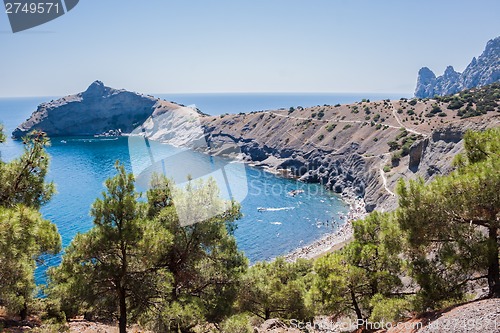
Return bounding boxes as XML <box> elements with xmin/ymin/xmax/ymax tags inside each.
<box><xmin>284</xmin><ymin>192</ymin><xmax>367</xmax><ymax>262</ymax></box>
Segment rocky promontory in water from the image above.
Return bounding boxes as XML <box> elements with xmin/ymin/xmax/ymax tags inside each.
<box><xmin>12</xmin><ymin>80</ymin><xmax>184</xmax><ymax>138</ymax></box>
<box><xmin>415</xmin><ymin>36</ymin><xmax>500</xmax><ymax>98</ymax></box>
<box><xmin>13</xmin><ymin>82</ymin><xmax>500</xmax><ymax>212</ymax></box>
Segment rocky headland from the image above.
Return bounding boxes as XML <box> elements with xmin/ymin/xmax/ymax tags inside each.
<box><xmin>12</xmin><ymin>80</ymin><xmax>184</xmax><ymax>138</ymax></box>
<box><xmin>415</xmin><ymin>36</ymin><xmax>500</xmax><ymax>98</ymax></box>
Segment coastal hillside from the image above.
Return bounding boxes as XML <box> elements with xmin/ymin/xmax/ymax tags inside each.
<box><xmin>415</xmin><ymin>36</ymin><xmax>500</xmax><ymax>98</ymax></box>
<box><xmin>198</xmin><ymin>84</ymin><xmax>500</xmax><ymax>211</ymax></box>
<box><xmin>12</xmin><ymin>81</ymin><xmax>183</xmax><ymax>138</ymax></box>
<box><xmin>13</xmin><ymin>83</ymin><xmax>500</xmax><ymax>212</ymax></box>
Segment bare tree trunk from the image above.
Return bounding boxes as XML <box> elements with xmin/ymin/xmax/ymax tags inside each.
<box><xmin>487</xmin><ymin>227</ymin><xmax>500</xmax><ymax>298</ymax></box>
<box><xmin>119</xmin><ymin>287</ymin><xmax>127</xmax><ymax>333</ymax></box>
<box><xmin>19</xmin><ymin>301</ymin><xmax>28</xmax><ymax>321</ymax></box>
<box><xmin>350</xmin><ymin>289</ymin><xmax>364</xmax><ymax>329</ymax></box>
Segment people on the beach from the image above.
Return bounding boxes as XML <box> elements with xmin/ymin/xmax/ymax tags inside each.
<box><xmin>284</xmin><ymin>193</ymin><xmax>367</xmax><ymax>262</ymax></box>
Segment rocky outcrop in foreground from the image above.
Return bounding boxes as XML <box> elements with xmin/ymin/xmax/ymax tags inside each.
<box><xmin>12</xmin><ymin>81</ymin><xmax>182</xmax><ymax>138</ymax></box>
<box><xmin>415</xmin><ymin>36</ymin><xmax>500</xmax><ymax>98</ymax></box>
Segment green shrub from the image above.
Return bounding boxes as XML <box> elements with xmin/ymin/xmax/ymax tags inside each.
<box><xmin>325</xmin><ymin>124</ymin><xmax>336</xmax><ymax>132</ymax></box>
<box><xmin>391</xmin><ymin>152</ymin><xmax>401</xmax><ymax>166</ymax></box>
<box><xmin>369</xmin><ymin>294</ymin><xmax>412</xmax><ymax>323</ymax></box>
<box><xmin>388</xmin><ymin>141</ymin><xmax>400</xmax><ymax>151</ymax></box>
<box><xmin>220</xmin><ymin>314</ymin><xmax>253</xmax><ymax>333</ymax></box>
<box><xmin>430</xmin><ymin>104</ymin><xmax>442</xmax><ymax>114</ymax></box>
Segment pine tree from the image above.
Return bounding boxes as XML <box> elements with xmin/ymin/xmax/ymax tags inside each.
<box><xmin>237</xmin><ymin>257</ymin><xmax>313</xmax><ymax>321</ymax></box>
<box><xmin>48</xmin><ymin>163</ymin><xmax>170</xmax><ymax>333</ymax></box>
<box><xmin>397</xmin><ymin>127</ymin><xmax>500</xmax><ymax>307</ymax></box>
<box><xmin>146</xmin><ymin>176</ymin><xmax>247</xmax><ymax>332</ymax></box>
<box><xmin>0</xmin><ymin>130</ymin><xmax>61</xmax><ymax>318</ymax></box>
<box><xmin>49</xmin><ymin>171</ymin><xmax>247</xmax><ymax>332</ymax></box>
<box><xmin>312</xmin><ymin>212</ymin><xmax>407</xmax><ymax>327</ymax></box>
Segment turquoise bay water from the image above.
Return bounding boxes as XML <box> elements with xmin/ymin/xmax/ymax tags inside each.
<box><xmin>0</xmin><ymin>93</ymin><xmax>402</xmax><ymax>283</ymax></box>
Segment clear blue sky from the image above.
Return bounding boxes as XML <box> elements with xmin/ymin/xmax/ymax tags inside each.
<box><xmin>1</xmin><ymin>0</ymin><xmax>499</xmax><ymax>97</ymax></box>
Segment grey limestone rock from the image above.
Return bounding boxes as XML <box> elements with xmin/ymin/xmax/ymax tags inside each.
<box><xmin>415</xmin><ymin>36</ymin><xmax>500</xmax><ymax>98</ymax></box>
<box><xmin>12</xmin><ymin>81</ymin><xmax>178</xmax><ymax>138</ymax></box>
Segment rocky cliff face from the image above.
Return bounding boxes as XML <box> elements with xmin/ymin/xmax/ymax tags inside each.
<box><xmin>198</xmin><ymin>104</ymin><xmax>498</xmax><ymax>212</ymax></box>
<box><xmin>12</xmin><ymin>81</ymin><xmax>182</xmax><ymax>138</ymax></box>
<box><xmin>415</xmin><ymin>36</ymin><xmax>500</xmax><ymax>98</ymax></box>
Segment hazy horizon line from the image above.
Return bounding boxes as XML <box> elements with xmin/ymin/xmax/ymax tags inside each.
<box><xmin>0</xmin><ymin>90</ymin><xmax>413</xmax><ymax>99</ymax></box>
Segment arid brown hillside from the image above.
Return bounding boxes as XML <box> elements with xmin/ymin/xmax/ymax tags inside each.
<box><xmin>199</xmin><ymin>84</ymin><xmax>500</xmax><ymax>211</ymax></box>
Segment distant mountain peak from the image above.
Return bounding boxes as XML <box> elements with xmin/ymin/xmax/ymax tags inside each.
<box><xmin>415</xmin><ymin>36</ymin><xmax>500</xmax><ymax>98</ymax></box>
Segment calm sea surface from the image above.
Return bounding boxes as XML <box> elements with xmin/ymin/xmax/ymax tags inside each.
<box><xmin>0</xmin><ymin>93</ymin><xmax>404</xmax><ymax>283</ymax></box>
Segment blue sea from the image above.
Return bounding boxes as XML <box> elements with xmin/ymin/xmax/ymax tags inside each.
<box><xmin>0</xmin><ymin>92</ymin><xmax>404</xmax><ymax>283</ymax></box>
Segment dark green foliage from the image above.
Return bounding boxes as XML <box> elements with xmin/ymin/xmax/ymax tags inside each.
<box><xmin>447</xmin><ymin>99</ymin><xmax>464</xmax><ymax>110</ymax></box>
<box><xmin>325</xmin><ymin>124</ymin><xmax>336</xmax><ymax>132</ymax></box>
<box><xmin>373</xmin><ymin>114</ymin><xmax>381</xmax><ymax>122</ymax></box>
<box><xmin>312</xmin><ymin>213</ymin><xmax>407</xmax><ymax>324</ymax></box>
<box><xmin>48</xmin><ymin>164</ymin><xmax>165</xmax><ymax>332</ymax></box>
<box><xmin>49</xmin><ymin>168</ymin><xmax>247</xmax><ymax>332</ymax></box>
<box><xmin>0</xmin><ymin>130</ymin><xmax>61</xmax><ymax>318</ymax></box>
<box><xmin>435</xmin><ymin>83</ymin><xmax>500</xmax><ymax>118</ymax></box>
<box><xmin>238</xmin><ymin>258</ymin><xmax>313</xmax><ymax>321</ymax></box>
<box><xmin>430</xmin><ymin>104</ymin><xmax>442</xmax><ymax>114</ymax></box>
<box><xmin>397</xmin><ymin>127</ymin><xmax>500</xmax><ymax>308</ymax></box>
<box><xmin>0</xmin><ymin>206</ymin><xmax>61</xmax><ymax>316</ymax></box>
<box><xmin>395</xmin><ymin>128</ymin><xmax>408</xmax><ymax>141</ymax></box>
<box><xmin>387</xmin><ymin>141</ymin><xmax>400</xmax><ymax>151</ymax></box>
<box><xmin>391</xmin><ymin>152</ymin><xmax>401</xmax><ymax>166</ymax></box>
<box><xmin>0</xmin><ymin>131</ymin><xmax>55</xmax><ymax>209</ymax></box>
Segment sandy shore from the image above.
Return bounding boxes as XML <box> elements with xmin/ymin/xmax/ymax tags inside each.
<box><xmin>284</xmin><ymin>190</ymin><xmax>367</xmax><ymax>262</ymax></box>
